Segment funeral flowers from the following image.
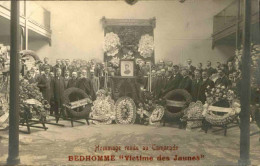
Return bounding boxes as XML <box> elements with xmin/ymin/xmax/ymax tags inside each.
<box><xmin>138</xmin><ymin>34</ymin><xmax>154</xmax><ymax>58</ymax></box>
<box><xmin>104</xmin><ymin>32</ymin><xmax>121</xmax><ymax>57</ymax></box>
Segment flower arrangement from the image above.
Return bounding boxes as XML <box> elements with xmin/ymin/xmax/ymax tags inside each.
<box><xmin>110</xmin><ymin>56</ymin><xmax>120</xmax><ymax>67</ymax></box>
<box><xmin>203</xmin><ymin>84</ymin><xmax>241</xmax><ymax>126</ymax></box>
<box><xmin>204</xmin><ymin>85</ymin><xmax>235</xmax><ymax>106</ymax></box>
<box><xmin>90</xmin><ymin>89</ymin><xmax>115</xmax><ymax>124</ymax></box>
<box><xmin>103</xmin><ymin>32</ymin><xmax>121</xmax><ymax>57</ymax></box>
<box><xmin>138</xmin><ymin>34</ymin><xmax>154</xmax><ymax>58</ymax></box>
<box><xmin>19</xmin><ymin>77</ymin><xmax>50</xmax><ymax>120</ymax></box>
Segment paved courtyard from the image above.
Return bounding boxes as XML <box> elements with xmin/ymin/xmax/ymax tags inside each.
<box><xmin>0</xmin><ymin>118</ymin><xmax>259</xmax><ymax>166</ymax></box>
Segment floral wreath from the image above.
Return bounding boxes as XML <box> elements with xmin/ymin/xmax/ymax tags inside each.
<box><xmin>138</xmin><ymin>34</ymin><xmax>154</xmax><ymax>58</ymax></box>
<box><xmin>203</xmin><ymin>85</ymin><xmax>241</xmax><ymax>125</ymax></box>
<box><xmin>115</xmin><ymin>96</ymin><xmax>136</xmax><ymax>124</ymax></box>
<box><xmin>104</xmin><ymin>32</ymin><xmax>121</xmax><ymax>57</ymax></box>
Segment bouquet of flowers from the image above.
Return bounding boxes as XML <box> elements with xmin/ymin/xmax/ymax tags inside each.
<box><xmin>103</xmin><ymin>32</ymin><xmax>121</xmax><ymax>57</ymax></box>
<box><xmin>205</xmin><ymin>85</ymin><xmax>236</xmax><ymax>106</ymax></box>
<box><xmin>138</xmin><ymin>34</ymin><xmax>154</xmax><ymax>58</ymax></box>
<box><xmin>110</xmin><ymin>56</ymin><xmax>120</xmax><ymax>67</ymax></box>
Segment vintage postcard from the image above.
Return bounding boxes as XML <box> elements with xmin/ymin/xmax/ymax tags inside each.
<box><xmin>0</xmin><ymin>0</ymin><xmax>259</xmax><ymax>165</ymax></box>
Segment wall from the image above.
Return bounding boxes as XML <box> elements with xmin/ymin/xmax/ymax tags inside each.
<box><xmin>33</xmin><ymin>0</ymin><xmax>234</xmax><ymax>67</ymax></box>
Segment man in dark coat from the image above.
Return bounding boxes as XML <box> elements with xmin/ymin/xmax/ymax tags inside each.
<box><xmin>205</xmin><ymin>61</ymin><xmax>217</xmax><ymax>77</ymax></box>
<box><xmin>37</xmin><ymin>67</ymin><xmax>52</xmax><ymax>104</ymax></box>
<box><xmin>191</xmin><ymin>69</ymin><xmax>203</xmax><ymax>101</ymax></box>
<box><xmin>64</xmin><ymin>70</ymin><xmax>70</xmax><ymax>89</ymax></box>
<box><xmin>40</xmin><ymin>57</ymin><xmax>52</xmax><ymax>73</ymax></box>
<box><xmin>51</xmin><ymin>68</ymin><xmax>66</xmax><ymax>117</ymax></box>
<box><xmin>77</xmin><ymin>70</ymin><xmax>96</xmax><ymax>100</ymax></box>
<box><xmin>198</xmin><ymin>70</ymin><xmax>215</xmax><ymax>103</ymax></box>
<box><xmin>178</xmin><ymin>68</ymin><xmax>192</xmax><ymax>93</ymax></box>
<box><xmin>67</xmin><ymin>72</ymin><xmax>78</xmax><ymax>88</ymax></box>
<box><xmin>53</xmin><ymin>59</ymin><xmax>62</xmax><ymax>75</ymax></box>
<box><xmin>186</xmin><ymin>59</ymin><xmax>196</xmax><ymax>78</ymax></box>
<box><xmin>163</xmin><ymin>65</ymin><xmax>183</xmax><ymax>95</ymax></box>
<box><xmin>215</xmin><ymin>69</ymin><xmax>231</xmax><ymax>87</ymax></box>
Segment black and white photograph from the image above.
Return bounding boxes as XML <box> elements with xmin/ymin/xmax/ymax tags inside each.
<box><xmin>120</xmin><ymin>60</ymin><xmax>134</xmax><ymax>76</ymax></box>
<box><xmin>0</xmin><ymin>0</ymin><xmax>259</xmax><ymax>165</ymax></box>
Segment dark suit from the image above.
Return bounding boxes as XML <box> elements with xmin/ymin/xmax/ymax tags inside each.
<box><xmin>67</xmin><ymin>78</ymin><xmax>78</xmax><ymax>89</ymax></box>
<box><xmin>37</xmin><ymin>74</ymin><xmax>52</xmax><ymax>103</ymax></box>
<box><xmin>64</xmin><ymin>76</ymin><xmax>70</xmax><ymax>89</ymax></box>
<box><xmin>205</xmin><ymin>67</ymin><xmax>217</xmax><ymax>76</ymax></box>
<box><xmin>77</xmin><ymin>77</ymin><xmax>96</xmax><ymax>100</ymax></box>
<box><xmin>178</xmin><ymin>76</ymin><xmax>192</xmax><ymax>93</ymax></box>
<box><xmin>215</xmin><ymin>76</ymin><xmax>231</xmax><ymax>87</ymax></box>
<box><xmin>164</xmin><ymin>73</ymin><xmax>183</xmax><ymax>94</ymax></box>
<box><xmin>187</xmin><ymin>65</ymin><xmax>196</xmax><ymax>77</ymax></box>
<box><xmin>40</xmin><ymin>63</ymin><xmax>52</xmax><ymax>72</ymax></box>
<box><xmin>198</xmin><ymin>78</ymin><xmax>215</xmax><ymax>103</ymax></box>
<box><xmin>51</xmin><ymin>76</ymin><xmax>66</xmax><ymax>115</ymax></box>
<box><xmin>191</xmin><ymin>78</ymin><xmax>203</xmax><ymax>101</ymax></box>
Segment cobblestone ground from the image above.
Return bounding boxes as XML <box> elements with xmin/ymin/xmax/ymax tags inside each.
<box><xmin>0</xmin><ymin>118</ymin><xmax>259</xmax><ymax>166</ymax></box>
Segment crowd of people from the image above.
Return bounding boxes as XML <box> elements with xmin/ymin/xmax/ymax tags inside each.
<box><xmin>19</xmin><ymin>54</ymin><xmax>257</xmax><ymax>118</ymax></box>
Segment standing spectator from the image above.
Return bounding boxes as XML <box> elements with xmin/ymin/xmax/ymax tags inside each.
<box><xmin>216</xmin><ymin>62</ymin><xmax>221</xmax><ymax>70</ymax></box>
<box><xmin>40</xmin><ymin>57</ymin><xmax>52</xmax><ymax>73</ymax></box>
<box><xmin>77</xmin><ymin>70</ymin><xmax>96</xmax><ymax>100</ymax></box>
<box><xmin>25</xmin><ymin>70</ymin><xmax>36</xmax><ymax>84</ymax></box>
<box><xmin>205</xmin><ymin>61</ymin><xmax>217</xmax><ymax>77</ymax></box>
<box><xmin>37</xmin><ymin>67</ymin><xmax>52</xmax><ymax>109</ymax></box>
<box><xmin>196</xmin><ymin>63</ymin><xmax>203</xmax><ymax>74</ymax></box>
<box><xmin>64</xmin><ymin>70</ymin><xmax>70</xmax><ymax>89</ymax></box>
<box><xmin>186</xmin><ymin>59</ymin><xmax>196</xmax><ymax>78</ymax></box>
<box><xmin>198</xmin><ymin>70</ymin><xmax>214</xmax><ymax>103</ymax></box>
<box><xmin>51</xmin><ymin>68</ymin><xmax>66</xmax><ymax>119</ymax></box>
<box><xmin>215</xmin><ymin>69</ymin><xmax>231</xmax><ymax>87</ymax></box>
<box><xmin>63</xmin><ymin>59</ymin><xmax>72</xmax><ymax>76</ymax></box>
<box><xmin>178</xmin><ymin>68</ymin><xmax>192</xmax><ymax>93</ymax></box>
<box><xmin>67</xmin><ymin>72</ymin><xmax>78</xmax><ymax>88</ymax></box>
<box><xmin>53</xmin><ymin>59</ymin><xmax>62</xmax><ymax>75</ymax></box>
<box><xmin>191</xmin><ymin>70</ymin><xmax>202</xmax><ymax>101</ymax></box>
<box><xmin>163</xmin><ymin>65</ymin><xmax>183</xmax><ymax>95</ymax></box>
<box><xmin>90</xmin><ymin>69</ymin><xmax>100</xmax><ymax>93</ymax></box>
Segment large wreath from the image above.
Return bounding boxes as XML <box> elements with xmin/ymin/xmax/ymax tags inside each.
<box><xmin>203</xmin><ymin>85</ymin><xmax>241</xmax><ymax>125</ymax></box>
<box><xmin>138</xmin><ymin>34</ymin><xmax>154</xmax><ymax>58</ymax></box>
<box><xmin>163</xmin><ymin>89</ymin><xmax>192</xmax><ymax>120</ymax></box>
<box><xmin>64</xmin><ymin>87</ymin><xmax>92</xmax><ymax>118</ymax></box>
<box><xmin>115</xmin><ymin>96</ymin><xmax>136</xmax><ymax>124</ymax></box>
<box><xmin>104</xmin><ymin>32</ymin><xmax>121</xmax><ymax>57</ymax></box>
